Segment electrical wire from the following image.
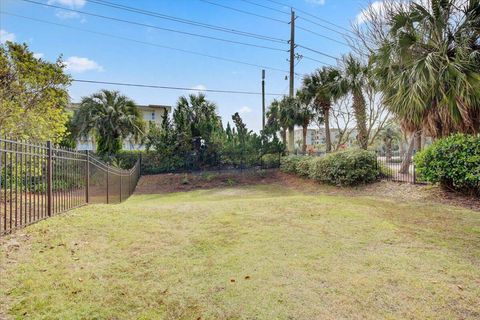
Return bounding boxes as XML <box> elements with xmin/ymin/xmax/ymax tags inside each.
<box><xmin>86</xmin><ymin>0</ymin><xmax>287</xmax><ymax>43</ymax></box>
<box><xmin>198</xmin><ymin>0</ymin><xmax>288</xmax><ymax>24</ymax></box>
<box><xmin>21</xmin><ymin>0</ymin><xmax>288</xmax><ymax>52</ymax></box>
<box><xmin>263</xmin><ymin>0</ymin><xmax>357</xmax><ymax>35</ymax></box>
<box><xmin>300</xmin><ymin>55</ymin><xmax>336</xmax><ymax>67</ymax></box>
<box><xmin>72</xmin><ymin>79</ymin><xmax>284</xmax><ymax>96</ymax></box>
<box><xmin>238</xmin><ymin>0</ymin><xmax>290</xmax><ymax>15</ymax></box>
<box><xmin>296</xmin><ymin>25</ymin><xmax>349</xmax><ymax>47</ymax></box>
<box><xmin>296</xmin><ymin>45</ymin><xmax>340</xmax><ymax>61</ymax></box>
<box><xmin>1</xmin><ymin>11</ymin><xmax>291</xmax><ymax>75</ymax></box>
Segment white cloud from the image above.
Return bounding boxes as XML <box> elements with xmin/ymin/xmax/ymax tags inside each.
<box><xmin>0</xmin><ymin>29</ymin><xmax>15</xmax><ymax>44</ymax></box>
<box><xmin>33</xmin><ymin>53</ymin><xmax>44</xmax><ymax>59</ymax></box>
<box><xmin>306</xmin><ymin>0</ymin><xmax>326</xmax><ymax>5</ymax></box>
<box><xmin>191</xmin><ymin>84</ymin><xmax>207</xmax><ymax>92</ymax></box>
<box><xmin>356</xmin><ymin>1</ymin><xmax>386</xmax><ymax>24</ymax></box>
<box><xmin>238</xmin><ymin>106</ymin><xmax>252</xmax><ymax>114</ymax></box>
<box><xmin>47</xmin><ymin>0</ymin><xmax>86</xmax><ymax>8</ymax></box>
<box><xmin>64</xmin><ymin>56</ymin><xmax>103</xmax><ymax>73</ymax></box>
<box><xmin>55</xmin><ymin>10</ymin><xmax>81</xmax><ymax>19</ymax></box>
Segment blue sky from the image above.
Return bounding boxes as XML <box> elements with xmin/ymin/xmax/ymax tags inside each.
<box><xmin>1</xmin><ymin>0</ymin><xmax>368</xmax><ymax>132</ymax></box>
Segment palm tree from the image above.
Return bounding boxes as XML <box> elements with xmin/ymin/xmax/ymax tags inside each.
<box><xmin>172</xmin><ymin>93</ymin><xmax>222</xmax><ymax>152</ymax></box>
<box><xmin>335</xmin><ymin>54</ymin><xmax>369</xmax><ymax>150</ymax></box>
<box><xmin>370</xmin><ymin>0</ymin><xmax>480</xmax><ymax>172</ymax></box>
<box><xmin>266</xmin><ymin>99</ymin><xmax>286</xmax><ymax>147</ymax></box>
<box><xmin>296</xmin><ymin>89</ymin><xmax>315</xmax><ymax>153</ymax></box>
<box><xmin>72</xmin><ymin>90</ymin><xmax>145</xmax><ymax>156</ymax></box>
<box><xmin>279</xmin><ymin>96</ymin><xmax>300</xmax><ymax>153</ymax></box>
<box><xmin>379</xmin><ymin>122</ymin><xmax>401</xmax><ymax>162</ymax></box>
<box><xmin>302</xmin><ymin>66</ymin><xmax>340</xmax><ymax>152</ymax></box>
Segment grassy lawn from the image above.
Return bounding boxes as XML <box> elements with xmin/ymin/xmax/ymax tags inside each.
<box><xmin>1</xmin><ymin>183</ymin><xmax>479</xmax><ymax>319</ymax></box>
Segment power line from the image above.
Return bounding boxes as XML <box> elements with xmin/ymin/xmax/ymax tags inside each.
<box><xmin>263</xmin><ymin>0</ymin><xmax>356</xmax><ymax>35</ymax></box>
<box><xmin>86</xmin><ymin>0</ymin><xmax>287</xmax><ymax>44</ymax></box>
<box><xmin>296</xmin><ymin>44</ymin><xmax>340</xmax><ymax>61</ymax></box>
<box><xmin>300</xmin><ymin>55</ymin><xmax>336</xmax><ymax>67</ymax></box>
<box><xmin>72</xmin><ymin>79</ymin><xmax>284</xmax><ymax>96</ymax></box>
<box><xmin>238</xmin><ymin>0</ymin><xmax>289</xmax><ymax>15</ymax></box>
<box><xmin>296</xmin><ymin>25</ymin><xmax>349</xmax><ymax>47</ymax></box>
<box><xmin>201</xmin><ymin>0</ymin><xmax>351</xmax><ymax>47</ymax></box>
<box><xmin>21</xmin><ymin>0</ymin><xmax>287</xmax><ymax>52</ymax></box>
<box><xmin>1</xmin><ymin>11</ymin><xmax>291</xmax><ymax>75</ymax></box>
<box><xmin>298</xmin><ymin>16</ymin><xmax>356</xmax><ymax>41</ymax></box>
<box><xmin>198</xmin><ymin>0</ymin><xmax>288</xmax><ymax>24</ymax></box>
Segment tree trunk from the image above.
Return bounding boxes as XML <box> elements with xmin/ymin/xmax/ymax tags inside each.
<box><xmin>414</xmin><ymin>129</ymin><xmax>422</xmax><ymax>151</ymax></box>
<box><xmin>281</xmin><ymin>128</ymin><xmax>287</xmax><ymax>148</ymax></box>
<box><xmin>385</xmin><ymin>139</ymin><xmax>392</xmax><ymax>162</ymax></box>
<box><xmin>323</xmin><ymin>105</ymin><xmax>332</xmax><ymax>153</ymax></box>
<box><xmin>288</xmin><ymin>126</ymin><xmax>295</xmax><ymax>154</ymax></box>
<box><xmin>352</xmin><ymin>91</ymin><xmax>368</xmax><ymax>150</ymax></box>
<box><xmin>302</xmin><ymin>123</ymin><xmax>308</xmax><ymax>154</ymax></box>
<box><xmin>399</xmin><ymin>133</ymin><xmax>416</xmax><ymax>174</ymax></box>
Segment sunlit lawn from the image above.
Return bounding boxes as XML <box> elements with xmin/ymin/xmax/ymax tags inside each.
<box><xmin>1</xmin><ymin>184</ymin><xmax>479</xmax><ymax>319</ymax></box>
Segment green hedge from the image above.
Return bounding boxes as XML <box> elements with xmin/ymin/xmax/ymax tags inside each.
<box><xmin>261</xmin><ymin>153</ymin><xmax>281</xmax><ymax>169</ymax></box>
<box><xmin>280</xmin><ymin>149</ymin><xmax>380</xmax><ymax>186</ymax></box>
<box><xmin>279</xmin><ymin>155</ymin><xmax>302</xmax><ymax>174</ymax></box>
<box><xmin>296</xmin><ymin>157</ymin><xmax>315</xmax><ymax>178</ymax></box>
<box><xmin>414</xmin><ymin>134</ymin><xmax>480</xmax><ymax>195</ymax></box>
<box><xmin>116</xmin><ymin>150</ymin><xmax>282</xmax><ymax>174</ymax></box>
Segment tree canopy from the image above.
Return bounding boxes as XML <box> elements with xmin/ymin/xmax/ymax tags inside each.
<box><xmin>0</xmin><ymin>41</ymin><xmax>71</xmax><ymax>142</ymax></box>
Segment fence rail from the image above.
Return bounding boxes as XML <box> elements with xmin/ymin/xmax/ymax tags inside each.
<box><xmin>0</xmin><ymin>138</ymin><xmax>140</xmax><ymax>235</ymax></box>
<box><xmin>375</xmin><ymin>150</ymin><xmax>421</xmax><ymax>184</ymax></box>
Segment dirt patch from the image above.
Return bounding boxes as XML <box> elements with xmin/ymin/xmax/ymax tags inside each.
<box><xmin>135</xmin><ymin>170</ymin><xmax>480</xmax><ymax>211</ymax></box>
<box><xmin>135</xmin><ymin>170</ymin><xmax>281</xmax><ymax>194</ymax></box>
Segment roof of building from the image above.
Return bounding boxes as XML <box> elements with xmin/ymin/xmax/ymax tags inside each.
<box><xmin>68</xmin><ymin>103</ymin><xmax>171</xmax><ymax>111</ymax></box>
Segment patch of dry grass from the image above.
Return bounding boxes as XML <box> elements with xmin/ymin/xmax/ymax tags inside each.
<box><xmin>1</xmin><ymin>184</ymin><xmax>479</xmax><ymax>319</ymax></box>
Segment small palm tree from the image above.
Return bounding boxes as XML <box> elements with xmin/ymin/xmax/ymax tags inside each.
<box><xmin>335</xmin><ymin>54</ymin><xmax>369</xmax><ymax>150</ymax></box>
<box><xmin>379</xmin><ymin>122</ymin><xmax>401</xmax><ymax>162</ymax></box>
<box><xmin>265</xmin><ymin>99</ymin><xmax>286</xmax><ymax>146</ymax></box>
<box><xmin>302</xmin><ymin>66</ymin><xmax>340</xmax><ymax>152</ymax></box>
<box><xmin>296</xmin><ymin>89</ymin><xmax>315</xmax><ymax>153</ymax></box>
<box><xmin>279</xmin><ymin>96</ymin><xmax>300</xmax><ymax>153</ymax></box>
<box><xmin>72</xmin><ymin>90</ymin><xmax>145</xmax><ymax>156</ymax></box>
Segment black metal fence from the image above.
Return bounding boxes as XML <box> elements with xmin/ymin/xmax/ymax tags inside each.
<box><xmin>116</xmin><ymin>150</ymin><xmax>283</xmax><ymax>175</ymax></box>
<box><xmin>0</xmin><ymin>138</ymin><xmax>140</xmax><ymax>235</ymax></box>
<box><xmin>376</xmin><ymin>150</ymin><xmax>421</xmax><ymax>184</ymax></box>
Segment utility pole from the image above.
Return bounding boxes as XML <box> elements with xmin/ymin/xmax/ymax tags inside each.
<box><xmin>262</xmin><ymin>69</ymin><xmax>265</xmax><ymax>131</ymax></box>
<box><xmin>289</xmin><ymin>8</ymin><xmax>295</xmax><ymax>97</ymax></box>
<box><xmin>287</xmin><ymin>8</ymin><xmax>296</xmax><ymax>154</ymax></box>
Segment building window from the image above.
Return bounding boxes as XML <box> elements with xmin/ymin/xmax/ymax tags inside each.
<box><xmin>151</xmin><ymin>112</ymin><xmax>155</xmax><ymax>120</ymax></box>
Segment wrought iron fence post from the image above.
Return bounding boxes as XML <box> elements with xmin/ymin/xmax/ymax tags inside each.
<box><xmin>413</xmin><ymin>149</ymin><xmax>417</xmax><ymax>184</ymax></box>
<box><xmin>85</xmin><ymin>150</ymin><xmax>90</xmax><ymax>203</ymax></box>
<box><xmin>139</xmin><ymin>153</ymin><xmax>142</xmax><ymax>176</ymax></box>
<box><xmin>120</xmin><ymin>175</ymin><xmax>123</xmax><ymax>202</ymax></box>
<box><xmin>106</xmin><ymin>166</ymin><xmax>109</xmax><ymax>204</ymax></box>
<box><xmin>47</xmin><ymin>141</ymin><xmax>53</xmax><ymax>217</ymax></box>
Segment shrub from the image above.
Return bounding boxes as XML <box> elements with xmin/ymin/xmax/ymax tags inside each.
<box><xmin>280</xmin><ymin>155</ymin><xmax>302</xmax><ymax>174</ymax></box>
<box><xmin>309</xmin><ymin>149</ymin><xmax>380</xmax><ymax>186</ymax></box>
<box><xmin>414</xmin><ymin>134</ymin><xmax>480</xmax><ymax>195</ymax></box>
<box><xmin>261</xmin><ymin>153</ymin><xmax>281</xmax><ymax>169</ymax></box>
<box><xmin>296</xmin><ymin>157</ymin><xmax>315</xmax><ymax>177</ymax></box>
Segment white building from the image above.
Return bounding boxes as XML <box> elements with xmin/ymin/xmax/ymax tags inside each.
<box><xmin>294</xmin><ymin>127</ymin><xmax>357</xmax><ymax>151</ymax></box>
<box><xmin>67</xmin><ymin>103</ymin><xmax>171</xmax><ymax>151</ymax></box>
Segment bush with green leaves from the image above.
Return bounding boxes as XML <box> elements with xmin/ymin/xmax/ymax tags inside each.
<box><xmin>414</xmin><ymin>134</ymin><xmax>480</xmax><ymax>195</ymax></box>
<box><xmin>261</xmin><ymin>153</ymin><xmax>281</xmax><ymax>169</ymax></box>
<box><xmin>280</xmin><ymin>155</ymin><xmax>302</xmax><ymax>174</ymax></box>
<box><xmin>296</xmin><ymin>156</ymin><xmax>315</xmax><ymax>177</ymax></box>
<box><xmin>309</xmin><ymin>149</ymin><xmax>379</xmax><ymax>186</ymax></box>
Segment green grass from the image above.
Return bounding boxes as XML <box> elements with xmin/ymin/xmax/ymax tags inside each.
<box><xmin>1</xmin><ymin>184</ymin><xmax>479</xmax><ymax>319</ymax></box>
